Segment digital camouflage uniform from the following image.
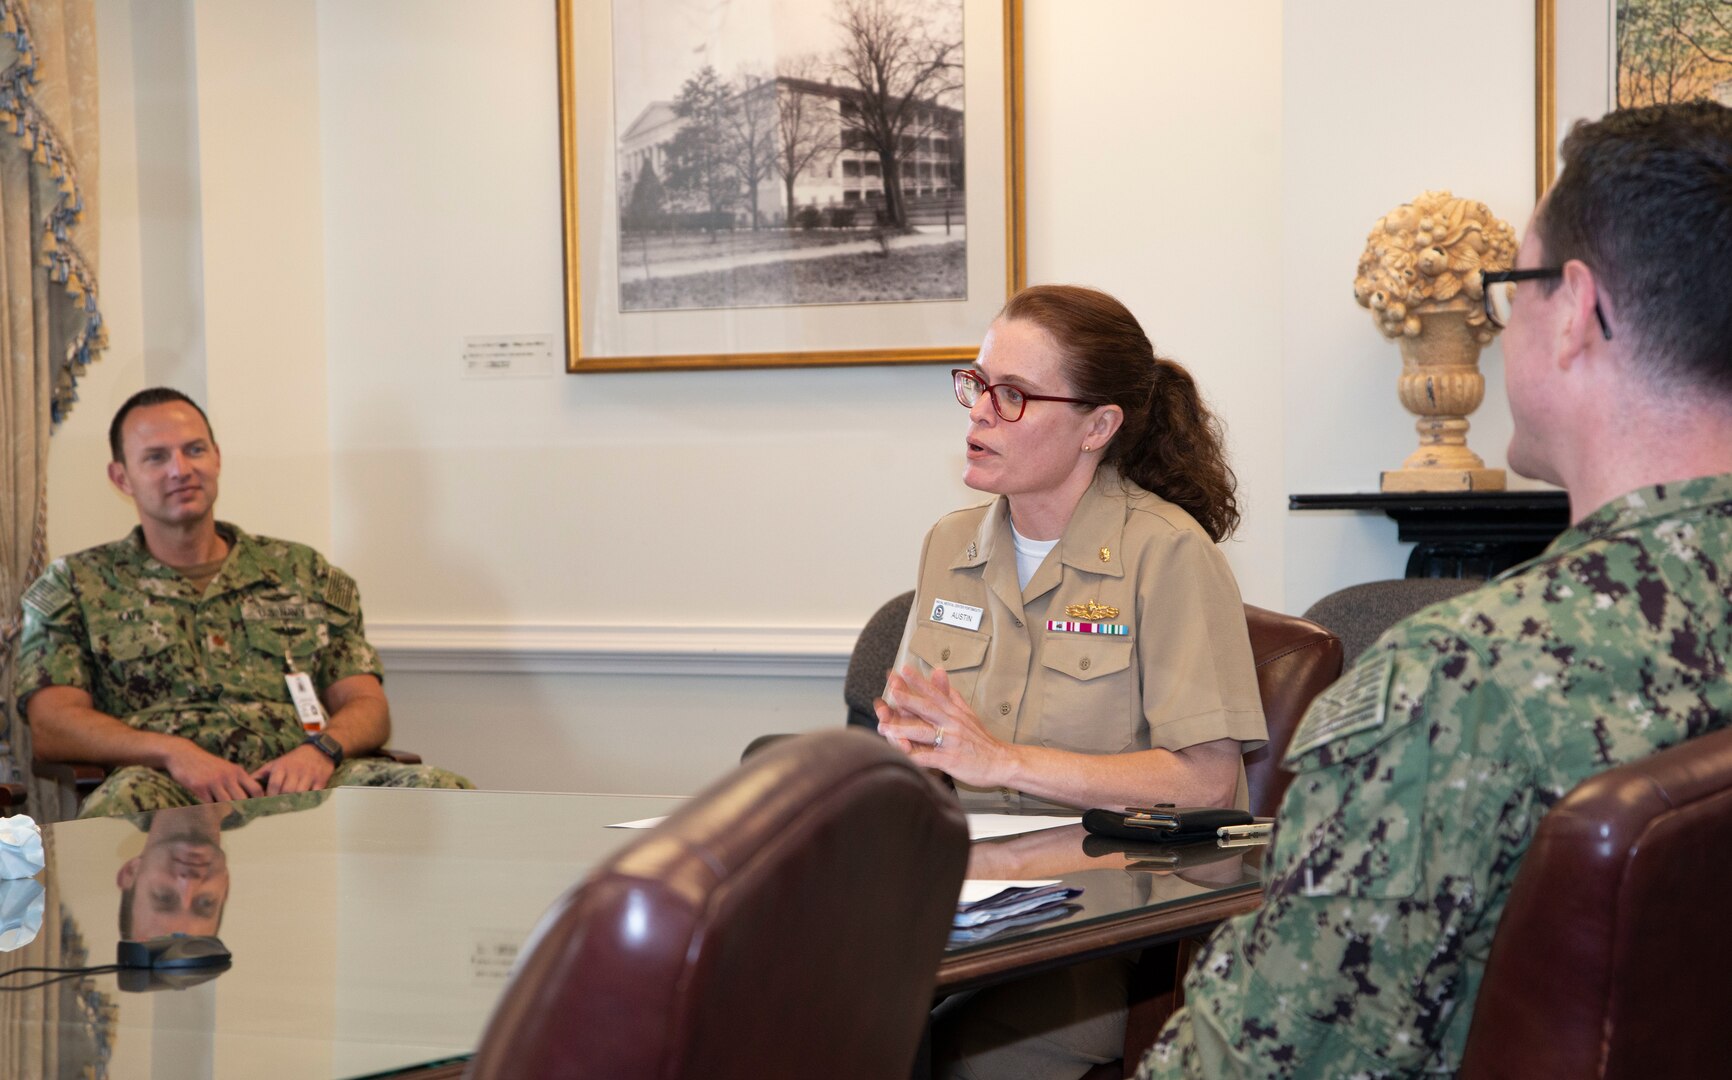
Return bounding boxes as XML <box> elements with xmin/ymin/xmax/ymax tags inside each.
<box><xmin>15</xmin><ymin>523</ymin><xmax>471</xmax><ymax>819</ymax></box>
<box><xmin>123</xmin><ymin>789</ymin><xmax>329</xmax><ymax>834</ymax></box>
<box><xmin>1138</xmin><ymin>475</ymin><xmax>1732</xmax><ymax>1079</ymax></box>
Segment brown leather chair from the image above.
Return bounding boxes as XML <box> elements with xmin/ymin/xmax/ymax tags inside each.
<box><xmin>1459</xmin><ymin>724</ymin><xmax>1732</xmax><ymax>1079</ymax></box>
<box><xmin>468</xmin><ymin>728</ymin><xmax>969</xmax><ymax>1080</ymax></box>
<box><xmin>1240</xmin><ymin>603</ymin><xmax>1345</xmax><ymax>818</ymax></box>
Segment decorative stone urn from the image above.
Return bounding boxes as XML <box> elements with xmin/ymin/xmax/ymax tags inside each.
<box><xmin>1354</xmin><ymin>191</ymin><xmax>1517</xmax><ymax>492</ymax></box>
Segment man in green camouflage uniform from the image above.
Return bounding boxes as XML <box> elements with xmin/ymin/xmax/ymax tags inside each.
<box><xmin>16</xmin><ymin>388</ymin><xmax>470</xmax><ymax>818</ymax></box>
<box><xmin>1140</xmin><ymin>102</ymin><xmax>1732</xmax><ymax>1078</ymax></box>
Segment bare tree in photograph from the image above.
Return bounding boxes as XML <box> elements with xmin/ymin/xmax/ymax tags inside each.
<box><xmin>830</xmin><ymin>0</ymin><xmax>962</xmax><ymax>231</ymax></box>
<box><xmin>666</xmin><ymin>65</ymin><xmax>738</xmax><ymax>225</ymax></box>
<box><xmin>625</xmin><ymin>159</ymin><xmax>667</xmax><ymax>231</ymax></box>
<box><xmin>775</xmin><ymin>54</ymin><xmax>835</xmax><ymax>226</ymax></box>
<box><xmin>1618</xmin><ymin>0</ymin><xmax>1732</xmax><ymax>106</ymax></box>
<box><xmin>724</xmin><ymin>70</ymin><xmax>779</xmax><ymax>230</ymax></box>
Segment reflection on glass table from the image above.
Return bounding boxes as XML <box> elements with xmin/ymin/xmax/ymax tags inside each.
<box><xmin>0</xmin><ymin>789</ymin><xmax>1266</xmax><ymax>1078</ymax></box>
<box><xmin>6</xmin><ymin>788</ymin><xmax>687</xmax><ymax>1079</ymax></box>
<box><xmin>937</xmin><ymin>819</ymin><xmax>1265</xmax><ymax>990</ymax></box>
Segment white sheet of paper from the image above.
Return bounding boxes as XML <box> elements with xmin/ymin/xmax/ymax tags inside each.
<box><xmin>958</xmin><ymin>879</ymin><xmax>1062</xmax><ymax>904</ymax></box>
<box><xmin>608</xmin><ymin>816</ymin><xmax>667</xmax><ymax>829</ymax></box>
<box><xmin>609</xmin><ymin>813</ymin><xmax>1077</xmax><ymax>839</ymax></box>
<box><xmin>965</xmin><ymin>813</ymin><xmax>1079</xmax><ymax>841</ymax></box>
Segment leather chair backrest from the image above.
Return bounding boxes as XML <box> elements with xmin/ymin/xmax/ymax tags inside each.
<box><xmin>1459</xmin><ymin>724</ymin><xmax>1732</xmax><ymax>1080</ymax></box>
<box><xmin>1302</xmin><ymin>577</ymin><xmax>1482</xmax><ymax>665</ymax></box>
<box><xmin>843</xmin><ymin>590</ymin><xmax>917</xmax><ymax>729</ymax></box>
<box><xmin>1241</xmin><ymin>604</ymin><xmax>1344</xmax><ymax>819</ymax></box>
<box><xmin>468</xmin><ymin>728</ymin><xmax>969</xmax><ymax>1080</ymax></box>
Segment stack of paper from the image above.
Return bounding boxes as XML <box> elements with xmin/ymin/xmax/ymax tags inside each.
<box><xmin>950</xmin><ymin>880</ymin><xmax>1083</xmax><ymax>945</ymax></box>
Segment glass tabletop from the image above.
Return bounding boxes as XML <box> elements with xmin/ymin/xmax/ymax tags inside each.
<box><xmin>939</xmin><ymin>814</ymin><xmax>1266</xmax><ymax>992</ymax></box>
<box><xmin>4</xmin><ymin>788</ymin><xmax>686</xmax><ymax>1080</ymax></box>
<box><xmin>0</xmin><ymin>788</ymin><xmax>1265</xmax><ymax>1078</ymax></box>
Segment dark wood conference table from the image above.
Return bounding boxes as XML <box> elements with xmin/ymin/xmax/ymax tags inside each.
<box><xmin>1</xmin><ymin>787</ymin><xmax>1265</xmax><ymax>1078</ymax></box>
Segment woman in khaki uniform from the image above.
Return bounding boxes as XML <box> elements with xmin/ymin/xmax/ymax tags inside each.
<box><xmin>877</xmin><ymin>284</ymin><xmax>1265</xmax><ymax>811</ymax></box>
<box><xmin>875</xmin><ymin>284</ymin><xmax>1265</xmax><ymax>1079</ymax></box>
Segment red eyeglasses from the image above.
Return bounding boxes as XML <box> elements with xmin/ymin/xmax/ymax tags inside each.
<box><xmin>952</xmin><ymin>369</ymin><xmax>1102</xmax><ymax>422</ymax></box>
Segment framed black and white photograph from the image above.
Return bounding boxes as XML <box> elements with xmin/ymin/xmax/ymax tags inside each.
<box><xmin>558</xmin><ymin>0</ymin><xmax>1024</xmax><ymax>372</ymax></box>
<box><xmin>1540</xmin><ymin>0</ymin><xmax>1732</xmax><ymax>194</ymax></box>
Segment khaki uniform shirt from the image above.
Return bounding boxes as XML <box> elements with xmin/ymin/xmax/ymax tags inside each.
<box><xmin>16</xmin><ymin>523</ymin><xmax>381</xmax><ymax>768</ymax></box>
<box><xmin>892</xmin><ymin>469</ymin><xmax>1267</xmax><ymax>809</ymax></box>
<box><xmin>1139</xmin><ymin>474</ymin><xmax>1732</xmax><ymax>1079</ymax></box>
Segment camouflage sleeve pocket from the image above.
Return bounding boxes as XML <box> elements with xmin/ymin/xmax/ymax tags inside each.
<box><xmin>1268</xmin><ymin>650</ymin><xmax>1432</xmax><ymax>901</ymax></box>
<box><xmin>1268</xmin><ymin>733</ymin><xmax>1430</xmax><ymax>901</ymax></box>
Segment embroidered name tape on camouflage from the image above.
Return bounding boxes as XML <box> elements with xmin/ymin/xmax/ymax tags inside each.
<box><xmin>242</xmin><ymin>600</ymin><xmax>312</xmax><ymax>621</ymax></box>
<box><xmin>1285</xmin><ymin>649</ymin><xmax>1394</xmax><ymax>760</ymax></box>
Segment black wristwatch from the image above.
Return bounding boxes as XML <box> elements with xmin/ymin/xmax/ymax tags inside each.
<box><xmin>305</xmin><ymin>732</ymin><xmax>345</xmax><ymax>767</ymax></box>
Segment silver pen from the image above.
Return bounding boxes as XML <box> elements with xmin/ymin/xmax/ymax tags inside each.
<box><xmin>1217</xmin><ymin>822</ymin><xmax>1274</xmax><ymax>840</ymax></box>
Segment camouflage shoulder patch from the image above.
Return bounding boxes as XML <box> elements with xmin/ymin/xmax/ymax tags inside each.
<box><xmin>322</xmin><ymin>568</ymin><xmax>359</xmax><ymax>614</ymax></box>
<box><xmin>22</xmin><ymin>573</ymin><xmax>72</xmax><ymax>619</ymax></box>
<box><xmin>1285</xmin><ymin>648</ymin><xmax>1394</xmax><ymax>762</ymax></box>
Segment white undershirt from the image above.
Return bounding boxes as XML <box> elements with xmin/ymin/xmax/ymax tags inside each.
<box><xmin>1010</xmin><ymin>524</ymin><xmax>1060</xmax><ymax>591</ymax></box>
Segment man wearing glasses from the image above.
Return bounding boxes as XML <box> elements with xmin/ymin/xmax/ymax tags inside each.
<box><xmin>1139</xmin><ymin>100</ymin><xmax>1732</xmax><ymax>1078</ymax></box>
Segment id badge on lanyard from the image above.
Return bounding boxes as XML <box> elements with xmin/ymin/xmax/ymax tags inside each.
<box><xmin>284</xmin><ymin>650</ymin><xmax>329</xmax><ymax>733</ymax></box>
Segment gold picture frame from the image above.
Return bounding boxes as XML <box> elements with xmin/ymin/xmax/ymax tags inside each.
<box><xmin>557</xmin><ymin>0</ymin><xmax>1026</xmax><ymax>373</ymax></box>
<box><xmin>1538</xmin><ymin>0</ymin><xmax>1612</xmax><ymax>198</ymax></box>
<box><xmin>1537</xmin><ymin>0</ymin><xmax>1732</xmax><ymax>196</ymax></box>
<box><xmin>1535</xmin><ymin>0</ymin><xmax>1556</xmax><ymax>197</ymax></box>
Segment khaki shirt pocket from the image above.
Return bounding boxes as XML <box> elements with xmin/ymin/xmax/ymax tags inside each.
<box><xmin>1036</xmin><ymin>635</ymin><xmax>1135</xmax><ymax>753</ymax></box>
<box><xmin>906</xmin><ymin>621</ymin><xmax>990</xmax><ymax>702</ymax></box>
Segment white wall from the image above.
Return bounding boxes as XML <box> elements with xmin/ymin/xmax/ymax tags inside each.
<box><xmin>52</xmin><ymin>0</ymin><xmax>332</xmax><ymax>553</ymax></box>
<box><xmin>1022</xmin><ymin>2</ymin><xmax>1286</xmax><ymax>606</ymax></box>
<box><xmin>1281</xmin><ymin>1</ymin><xmax>1547</xmax><ymax>611</ymax></box>
<box><xmin>55</xmin><ymin>0</ymin><xmax>1542</xmax><ymax>797</ymax></box>
<box><xmin>192</xmin><ymin>0</ymin><xmax>333</xmax><ymax>548</ymax></box>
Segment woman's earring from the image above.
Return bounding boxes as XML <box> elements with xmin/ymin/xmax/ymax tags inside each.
<box><xmin>1082</xmin><ymin>444</ymin><xmax>1092</xmax><ymax>452</ymax></box>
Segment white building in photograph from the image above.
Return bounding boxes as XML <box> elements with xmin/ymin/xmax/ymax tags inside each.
<box><xmin>617</xmin><ymin>100</ymin><xmax>681</xmax><ymax>195</ymax></box>
<box><xmin>616</xmin><ymin>75</ymin><xmax>962</xmax><ymax>227</ymax></box>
